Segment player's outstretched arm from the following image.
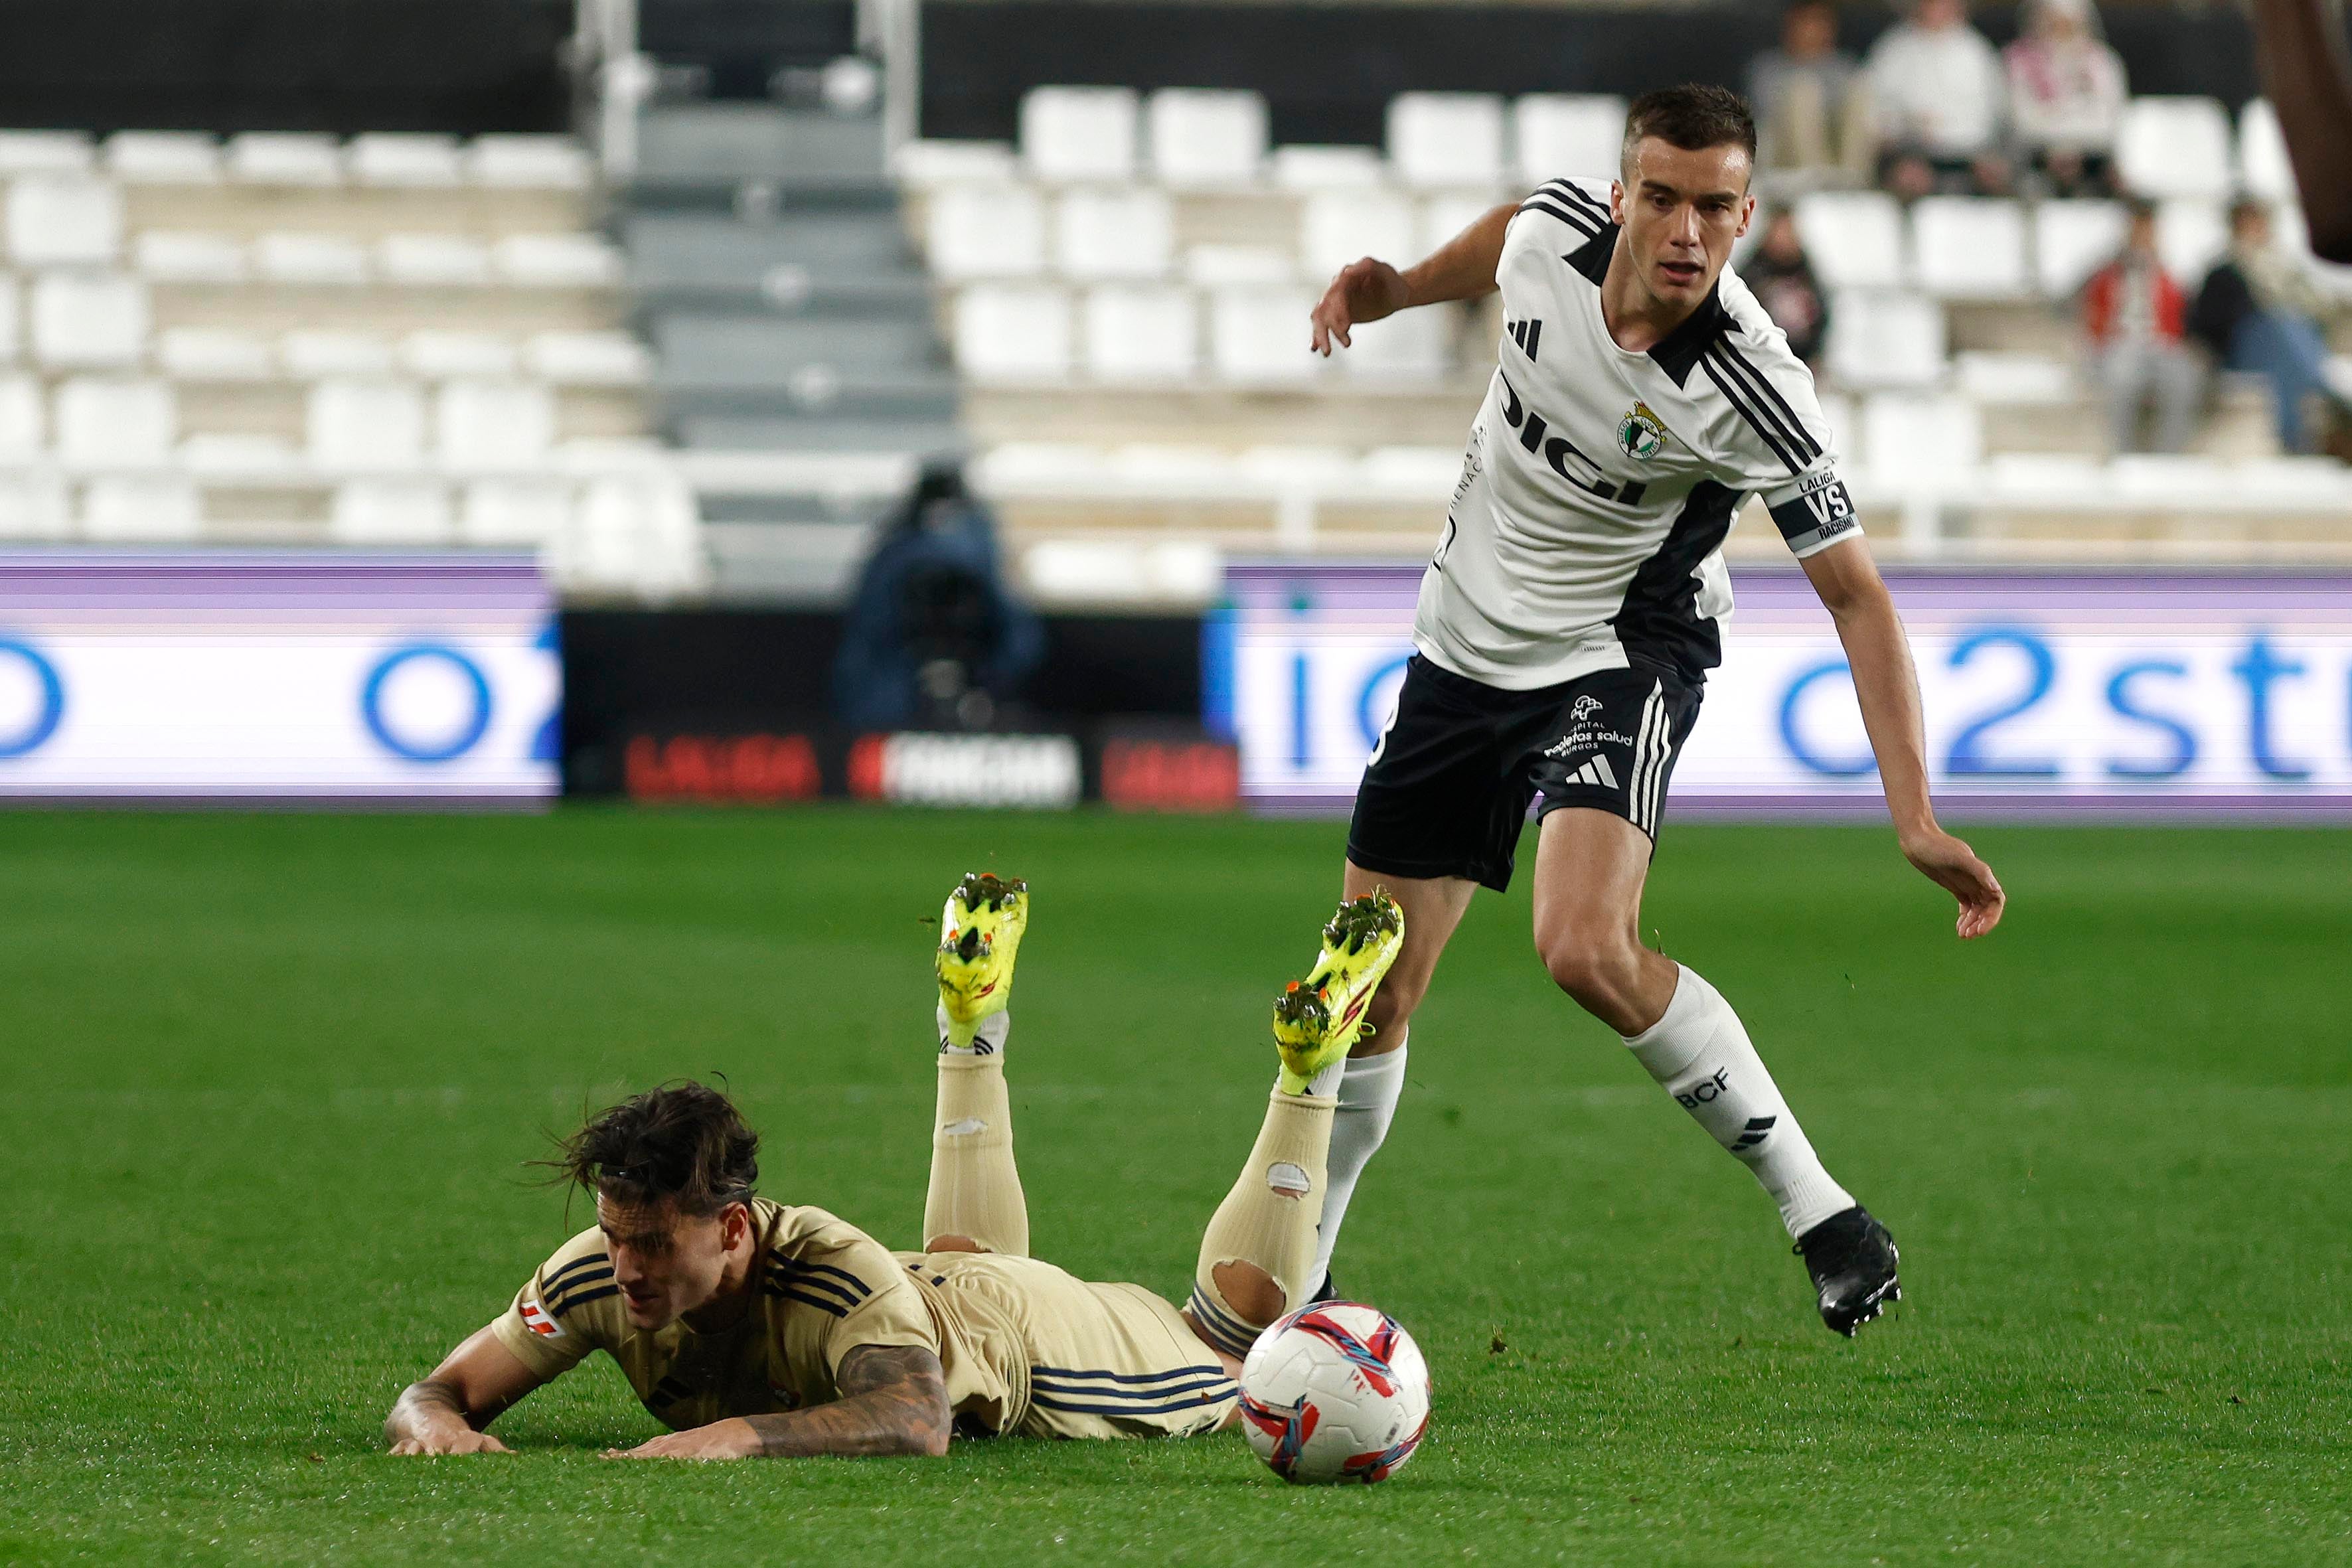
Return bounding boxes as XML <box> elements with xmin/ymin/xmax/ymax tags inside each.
<box><xmin>1309</xmin><ymin>200</ymin><xmax>1514</xmax><ymax>355</ymax></box>
<box><xmin>603</xmin><ymin>1344</ymin><xmax>952</xmax><ymax>1461</ymax></box>
<box><xmin>1799</xmin><ymin>538</ymin><xmax>2005</xmax><ymax>940</ymax></box>
<box><xmin>384</xmin><ymin>1324</ymin><xmax>549</xmax><ymax>1454</ymax></box>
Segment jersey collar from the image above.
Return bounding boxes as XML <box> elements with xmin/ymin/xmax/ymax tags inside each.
<box><xmin>1563</xmin><ymin>224</ymin><xmax>1733</xmax><ymax>389</ymax></box>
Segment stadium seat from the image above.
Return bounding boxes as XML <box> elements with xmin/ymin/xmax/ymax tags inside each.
<box><xmin>435</xmin><ymin>380</ymin><xmax>557</xmax><ymax>468</ymax></box>
<box><xmin>1861</xmin><ymin>392</ymin><xmax>1981</xmax><ymax>481</ymax></box>
<box><xmin>465</xmin><ymin>134</ymin><xmax>594</xmax><ymax>191</ymax></box>
<box><xmin>1081</xmin><ymin>284</ymin><xmax>1200</xmax><ymax>382</ymax></box>
<box><xmin>1419</xmin><ymin>193</ymin><xmax>1500</xmax><ymax>255</ymax></box>
<box><xmin>1387</xmin><ymin>93</ymin><xmax>1508</xmax><ymax>189</ymax></box>
<box><xmin>493</xmin><ymin>234</ymin><xmax>625</xmax><ymax>288</ymax></box>
<box><xmin>1209</xmin><ymin>284</ymin><xmax>1318</xmax><ymax>384</ymax></box>
<box><xmin>54</xmin><ymin>378</ymin><xmax>176</xmax><ymax>466</ymax></box>
<box><xmin>379</xmin><ymin>234</ymin><xmax>493</xmax><ymax>287</ymax></box>
<box><xmin>1825</xmin><ymin>290</ymin><xmax>1945</xmax><ymax>390</ymax></box>
<box><xmin>330</xmin><ymin>479</ymin><xmax>453</xmax><ymax>543</ymax></box>
<box><xmin>0</xmin><ymin>276</ymin><xmax>19</xmax><ymax>360</ymax></box>
<box><xmin>0</xmin><ymin>131</ymin><xmax>94</xmax><ymax>175</ymax></box>
<box><xmin>892</xmin><ymin>140</ymin><xmax>1019</xmax><ymax>189</ymax></box>
<box><xmin>1360</xmin><ymin>445</ymin><xmax>1464</xmax><ymax>494</ymax></box>
<box><xmin>103</xmin><ymin>131</ymin><xmax>223</xmax><ymax>185</ymax></box>
<box><xmin>1954</xmin><ymin>351</ymin><xmax>2075</xmax><ymax>404</ymax></box>
<box><xmin>955</xmin><ymin>284</ymin><xmax>1074</xmax><ymax>381</ymax></box>
<box><xmin>226</xmin><ymin>133</ymin><xmax>345</xmax><ymax>186</ymax></box>
<box><xmin>283</xmin><ymin>331</ymin><xmax>397</xmax><ymax>378</ymax></box>
<box><xmin>1794</xmin><ymin>192</ymin><xmax>1906</xmax><ymax>289</ymax></box>
<box><xmin>1910</xmin><ymin>198</ymin><xmax>2028</xmax><ymax>299</ymax></box>
<box><xmin>459</xmin><ymin>477</ymin><xmax>574</xmax><ymax>544</ymax></box>
<box><xmin>2235</xmin><ymin>100</ymin><xmax>2296</xmax><ymax>204</ymax></box>
<box><xmin>1269</xmin><ymin>146</ymin><xmax>1387</xmax><ymax>191</ymax></box>
<box><xmin>1513</xmin><ymin>94</ymin><xmax>1628</xmax><ymax>185</ymax></box>
<box><xmin>29</xmin><ymin>273</ymin><xmax>148</xmax><ymax>368</ymax></box>
<box><xmin>524</xmin><ymin>330</ymin><xmax>653</xmax><ymax>386</ymax></box>
<box><xmin>2032</xmin><ymin>200</ymin><xmax>2128</xmax><ymax>296</ymax></box>
<box><xmin>1815</xmin><ymin>390</ymin><xmax>1859</xmax><ymax>468</ymax></box>
<box><xmin>562</xmin><ymin>477</ymin><xmax>706</xmax><ymax>598</ymax></box>
<box><xmin>80</xmin><ymin>475</ymin><xmax>202</xmax><ymax>541</ymax></box>
<box><xmin>1020</xmin><ymin>87</ymin><xmax>1140</xmax><ymax>183</ymax></box>
<box><xmin>1340</xmin><ymin>307</ymin><xmax>1451</xmax><ymax>383</ymax></box>
<box><xmin>133</xmin><ymin>230</ymin><xmax>248</xmax><ymax>282</ymax></box>
<box><xmin>254</xmin><ymin>232</ymin><xmax>371</xmax><ymax>285</ymax></box>
<box><xmin>1300</xmin><ymin>189</ymin><xmax>1417</xmax><ymax>276</ymax></box>
<box><xmin>181</xmin><ymin>433</ymin><xmax>298</xmax><ymax>477</ymax></box>
<box><xmin>1054</xmin><ymin>189</ymin><xmax>1175</xmax><ymax>279</ymax></box>
<box><xmin>155</xmin><ymin>327</ymin><xmax>273</xmax><ymax>380</ymax></box>
<box><xmin>0</xmin><ymin>376</ymin><xmax>45</xmax><ymax>455</ymax></box>
<box><xmin>0</xmin><ymin>473</ymin><xmax>68</xmax><ymax>538</ymax></box>
<box><xmin>926</xmin><ymin>185</ymin><xmax>1048</xmax><ymax>279</ymax></box>
<box><xmin>5</xmin><ymin>176</ymin><xmax>123</xmax><ymax>268</ymax></box>
<box><xmin>348</xmin><ymin>133</ymin><xmax>464</xmax><ymax>189</ymax></box>
<box><xmin>1184</xmin><ymin>245</ymin><xmax>1297</xmax><ymax>285</ymax></box>
<box><xmin>2115</xmin><ymin>97</ymin><xmax>2234</xmax><ymax>202</ymax></box>
<box><xmin>1145</xmin><ymin>90</ymin><xmax>1268</xmax><ymax>187</ymax></box>
<box><xmin>2157</xmin><ymin>200</ymin><xmax>2229</xmax><ymax>285</ymax></box>
<box><xmin>307</xmin><ymin>380</ymin><xmax>428</xmax><ymax>469</ymax></box>
<box><xmin>400</xmin><ymin>331</ymin><xmax>520</xmax><ymax>378</ymax></box>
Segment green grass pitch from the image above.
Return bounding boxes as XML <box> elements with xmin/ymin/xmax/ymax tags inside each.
<box><xmin>3</xmin><ymin>808</ymin><xmax>2348</xmax><ymax>1565</ymax></box>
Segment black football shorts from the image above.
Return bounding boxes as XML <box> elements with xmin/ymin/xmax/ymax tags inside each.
<box><xmin>1345</xmin><ymin>655</ymin><xmax>1703</xmax><ymax>893</ymax></box>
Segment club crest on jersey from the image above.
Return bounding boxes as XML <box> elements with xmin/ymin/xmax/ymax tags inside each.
<box><xmin>1616</xmin><ymin>401</ymin><xmax>1666</xmax><ymax>462</ymax></box>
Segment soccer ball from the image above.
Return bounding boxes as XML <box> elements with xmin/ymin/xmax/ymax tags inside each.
<box><xmin>1236</xmin><ymin>1301</ymin><xmax>1431</xmax><ymax>1485</ymax></box>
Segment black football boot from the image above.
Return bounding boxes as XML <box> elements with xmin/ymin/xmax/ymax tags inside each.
<box><xmin>1795</xmin><ymin>1206</ymin><xmax>1901</xmax><ymax>1337</ymax></box>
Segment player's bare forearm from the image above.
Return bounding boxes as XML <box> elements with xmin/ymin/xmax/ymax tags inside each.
<box><xmin>2250</xmin><ymin>0</ymin><xmax>2352</xmax><ymax>261</ymax></box>
<box><xmin>604</xmin><ymin>1345</ymin><xmax>952</xmax><ymax>1460</ymax></box>
<box><xmin>384</xmin><ymin>1378</ymin><xmax>511</xmax><ymax>1454</ymax></box>
<box><xmin>1311</xmin><ymin>202</ymin><xmax>1512</xmax><ymax>354</ymax></box>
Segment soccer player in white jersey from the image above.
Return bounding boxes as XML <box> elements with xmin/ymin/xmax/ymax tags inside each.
<box><xmin>1301</xmin><ymin>84</ymin><xmax>2006</xmax><ymax>1335</ymax></box>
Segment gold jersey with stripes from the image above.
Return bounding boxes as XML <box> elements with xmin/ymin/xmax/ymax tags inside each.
<box><xmin>491</xmin><ymin>1198</ymin><xmax>1233</xmax><ymax>1441</ymax></box>
<box><xmin>1413</xmin><ymin>173</ymin><xmax>1861</xmax><ymax>693</ymax></box>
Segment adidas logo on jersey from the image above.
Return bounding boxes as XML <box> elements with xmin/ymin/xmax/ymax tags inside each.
<box><xmin>1561</xmin><ymin>755</ymin><xmax>1619</xmax><ymax>790</ymax></box>
<box><xmin>1506</xmin><ymin>317</ymin><xmax>1543</xmax><ymax>361</ymax></box>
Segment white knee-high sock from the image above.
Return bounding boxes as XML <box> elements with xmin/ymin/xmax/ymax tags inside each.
<box><xmin>1304</xmin><ymin>1040</ymin><xmax>1407</xmax><ymax>1295</ymax></box>
<box><xmin>1621</xmin><ymin>967</ymin><xmax>1853</xmax><ymax>1239</ymax></box>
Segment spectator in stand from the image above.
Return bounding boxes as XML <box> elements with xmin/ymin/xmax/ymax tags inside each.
<box><xmin>2189</xmin><ymin>199</ymin><xmax>2351</xmax><ymax>453</ymax></box>
<box><xmin>1867</xmin><ymin>0</ymin><xmax>2010</xmax><ymax>198</ymax></box>
<box><xmin>1751</xmin><ymin>0</ymin><xmax>1876</xmax><ymax>189</ymax></box>
<box><xmin>1745</xmin><ymin>210</ymin><xmax>1833</xmax><ymax>366</ymax></box>
<box><xmin>2003</xmin><ymin>0</ymin><xmax>2126</xmax><ymax>196</ymax></box>
<box><xmin>2081</xmin><ymin>199</ymin><xmax>2201</xmax><ymax>455</ymax></box>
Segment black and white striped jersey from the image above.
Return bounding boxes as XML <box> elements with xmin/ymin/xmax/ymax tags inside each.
<box><xmin>1411</xmin><ymin>174</ymin><xmax>1860</xmax><ymax>691</ymax></box>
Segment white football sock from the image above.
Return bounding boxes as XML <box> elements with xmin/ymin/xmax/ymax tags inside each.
<box><xmin>937</xmin><ymin>1004</ymin><xmax>1010</xmax><ymax>1057</ymax></box>
<box><xmin>1303</xmin><ymin>1040</ymin><xmax>1407</xmax><ymax>1295</ymax></box>
<box><xmin>1622</xmin><ymin>966</ymin><xmax>1853</xmax><ymax>1239</ymax></box>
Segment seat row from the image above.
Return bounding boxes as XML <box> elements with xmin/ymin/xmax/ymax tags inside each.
<box><xmin>0</xmin><ymin>129</ymin><xmax>591</xmax><ymax>190</ymax></box>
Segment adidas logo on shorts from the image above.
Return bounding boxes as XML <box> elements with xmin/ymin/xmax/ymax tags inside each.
<box><xmin>1561</xmin><ymin>755</ymin><xmax>1618</xmax><ymax>791</ymax></box>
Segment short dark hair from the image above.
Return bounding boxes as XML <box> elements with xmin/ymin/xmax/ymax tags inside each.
<box><xmin>1621</xmin><ymin>85</ymin><xmax>1759</xmax><ymax>177</ymax></box>
<box><xmin>551</xmin><ymin>1080</ymin><xmax>760</xmax><ymax>1217</ymax></box>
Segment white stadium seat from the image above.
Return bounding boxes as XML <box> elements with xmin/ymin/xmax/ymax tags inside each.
<box><xmin>1054</xmin><ymin>189</ymin><xmax>1174</xmax><ymax>279</ymax></box>
<box><xmin>892</xmin><ymin>140</ymin><xmax>1019</xmax><ymax>189</ymax></box>
<box><xmin>560</xmin><ymin>477</ymin><xmax>705</xmax><ymax>598</ymax></box>
<box><xmin>1794</xmin><ymin>192</ymin><xmax>1906</xmax><ymax>289</ymax></box>
<box><xmin>400</xmin><ymin>331</ymin><xmax>520</xmax><ymax>378</ymax></box>
<box><xmin>2157</xmin><ymin>200</ymin><xmax>2229</xmax><ymax>285</ymax></box>
<box><xmin>2033</xmin><ymin>199</ymin><xmax>2128</xmax><ymax>295</ymax></box>
<box><xmin>80</xmin><ymin>475</ymin><xmax>202</xmax><ymax>542</ymax></box>
<box><xmin>308</xmin><ymin>380</ymin><xmax>428</xmax><ymax>469</ymax></box>
<box><xmin>133</xmin><ymin>230</ymin><xmax>248</xmax><ymax>282</ymax></box>
<box><xmin>2115</xmin><ymin>97</ymin><xmax>2234</xmax><ymax>202</ymax></box>
<box><xmin>226</xmin><ymin>133</ymin><xmax>345</xmax><ymax>186</ymax></box>
<box><xmin>155</xmin><ymin>327</ymin><xmax>274</xmax><ymax>380</ymax></box>
<box><xmin>493</xmin><ymin>234</ymin><xmax>624</xmax><ymax>288</ymax></box>
<box><xmin>465</xmin><ymin>135</ymin><xmax>593</xmax><ymax>191</ymax></box>
<box><xmin>30</xmin><ymin>274</ymin><xmax>148</xmax><ymax>368</ymax></box>
<box><xmin>5</xmin><ymin>177</ymin><xmax>123</xmax><ymax>268</ymax></box>
<box><xmin>0</xmin><ymin>276</ymin><xmax>18</xmax><ymax>361</ymax></box>
<box><xmin>1209</xmin><ymin>284</ymin><xmax>1318</xmax><ymax>384</ymax></box>
<box><xmin>1910</xmin><ymin>198</ymin><xmax>2028</xmax><ymax>299</ymax></box>
<box><xmin>459</xmin><ymin>478</ymin><xmax>574</xmax><ymax>544</ymax></box>
<box><xmin>104</xmin><ymin>131</ymin><xmax>222</xmax><ymax>185</ymax></box>
<box><xmin>1825</xmin><ymin>289</ymin><xmax>1946</xmax><ymax>390</ymax></box>
<box><xmin>1861</xmin><ymin>392</ymin><xmax>1981</xmax><ymax>483</ymax></box>
<box><xmin>348</xmin><ymin>133</ymin><xmax>464</xmax><ymax>189</ymax></box>
<box><xmin>1300</xmin><ymin>188</ymin><xmax>1417</xmax><ymax>276</ymax></box>
<box><xmin>0</xmin><ymin>376</ymin><xmax>46</xmax><ymax>455</ymax></box>
<box><xmin>1340</xmin><ymin>307</ymin><xmax>1451</xmax><ymax>382</ymax></box>
<box><xmin>181</xmin><ymin>433</ymin><xmax>298</xmax><ymax>477</ymax></box>
<box><xmin>1269</xmin><ymin>145</ymin><xmax>1387</xmax><ymax>191</ymax></box>
<box><xmin>0</xmin><ymin>473</ymin><xmax>68</xmax><ymax>538</ymax></box>
<box><xmin>1081</xmin><ymin>284</ymin><xmax>1200</xmax><ymax>382</ymax></box>
<box><xmin>436</xmin><ymin>380</ymin><xmax>556</xmax><ymax>467</ymax></box>
<box><xmin>927</xmin><ymin>185</ymin><xmax>1046</xmax><ymax>279</ymax></box>
<box><xmin>955</xmin><ymin>283</ymin><xmax>1074</xmax><ymax>381</ymax></box>
<box><xmin>331</xmin><ymin>479</ymin><xmax>452</xmax><ymax>543</ymax></box>
<box><xmin>1020</xmin><ymin>86</ymin><xmax>1140</xmax><ymax>183</ymax></box>
<box><xmin>1387</xmin><ymin>92</ymin><xmax>1507</xmax><ymax>189</ymax></box>
<box><xmin>1419</xmin><ymin>193</ymin><xmax>1500</xmax><ymax>255</ymax></box>
<box><xmin>1183</xmin><ymin>245</ymin><xmax>1296</xmax><ymax>285</ymax></box>
<box><xmin>254</xmin><ymin>232</ymin><xmax>371</xmax><ymax>285</ymax></box>
<box><xmin>524</xmin><ymin>330</ymin><xmax>652</xmax><ymax>386</ymax></box>
<box><xmin>1954</xmin><ymin>351</ymin><xmax>2075</xmax><ymax>404</ymax></box>
<box><xmin>1146</xmin><ymin>90</ymin><xmax>1268</xmax><ymax>187</ymax></box>
<box><xmin>1513</xmin><ymin>94</ymin><xmax>1628</xmax><ymax>185</ymax></box>
<box><xmin>54</xmin><ymin>378</ymin><xmax>177</xmax><ymax>466</ymax></box>
<box><xmin>378</xmin><ymin>234</ymin><xmax>492</xmax><ymax>287</ymax></box>
<box><xmin>2236</xmin><ymin>100</ymin><xmax>2296</xmax><ymax>204</ymax></box>
<box><xmin>0</xmin><ymin>131</ymin><xmax>94</xmax><ymax>175</ymax></box>
<box><xmin>282</xmin><ymin>331</ymin><xmax>397</xmax><ymax>378</ymax></box>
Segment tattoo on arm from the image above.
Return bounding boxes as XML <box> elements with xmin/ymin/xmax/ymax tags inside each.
<box><xmin>740</xmin><ymin>1345</ymin><xmax>952</xmax><ymax>1458</ymax></box>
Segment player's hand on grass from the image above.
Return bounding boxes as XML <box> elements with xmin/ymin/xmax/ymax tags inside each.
<box><xmin>601</xmin><ymin>1419</ymin><xmax>757</xmax><ymax>1462</ymax></box>
<box><xmin>1310</xmin><ymin>258</ymin><xmax>1411</xmax><ymax>354</ymax></box>
<box><xmin>388</xmin><ymin>1428</ymin><xmax>510</xmax><ymax>1456</ymax></box>
<box><xmin>1900</xmin><ymin>827</ymin><xmax>2005</xmax><ymax>939</ymax></box>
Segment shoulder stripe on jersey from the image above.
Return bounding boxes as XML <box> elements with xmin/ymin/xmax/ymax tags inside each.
<box><xmin>550</xmin><ymin>1282</ymin><xmax>619</xmax><ymax>1318</ymax></box>
<box><xmin>763</xmin><ymin>1280</ymin><xmax>850</xmax><ymax>1318</ymax></box>
<box><xmin>765</xmin><ymin>1265</ymin><xmax>863</xmax><ymax>1313</ymax></box>
<box><xmin>791</xmin><ymin>1260</ymin><xmax>875</xmax><ymax>1300</ymax></box>
<box><xmin>542</xmin><ymin>1253</ymin><xmax>611</xmax><ymax>1292</ymax></box>
<box><xmin>1700</xmin><ymin>352</ymin><xmax>1803</xmax><ymax>475</ymax></box>
<box><xmin>1517</xmin><ymin>198</ymin><xmax>1599</xmax><ymax>236</ymax></box>
<box><xmin>543</xmin><ymin>1267</ymin><xmax>615</xmax><ymax>1313</ymax></box>
<box><xmin>1553</xmin><ymin>182</ymin><xmax>1613</xmax><ymax>226</ymax></box>
<box><xmin>1709</xmin><ymin>341</ymin><xmax>1820</xmax><ymax>462</ymax></box>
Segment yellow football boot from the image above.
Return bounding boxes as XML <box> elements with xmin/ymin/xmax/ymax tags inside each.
<box><xmin>1271</xmin><ymin>890</ymin><xmax>1405</xmax><ymax>1094</ymax></box>
<box><xmin>936</xmin><ymin>872</ymin><xmax>1029</xmax><ymax>1048</ymax></box>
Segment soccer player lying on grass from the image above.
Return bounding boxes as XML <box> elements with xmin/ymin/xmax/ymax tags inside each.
<box><xmin>384</xmin><ymin>874</ymin><xmax>1403</xmax><ymax>1459</ymax></box>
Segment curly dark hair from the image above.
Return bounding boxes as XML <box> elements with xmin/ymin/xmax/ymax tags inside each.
<box><xmin>1622</xmin><ymin>84</ymin><xmax>1759</xmax><ymax>176</ymax></box>
<box><xmin>548</xmin><ymin>1080</ymin><xmax>760</xmax><ymax>1217</ymax></box>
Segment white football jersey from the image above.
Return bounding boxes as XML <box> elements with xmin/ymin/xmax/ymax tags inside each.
<box><xmin>1413</xmin><ymin>175</ymin><xmax>1859</xmax><ymax>691</ymax></box>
